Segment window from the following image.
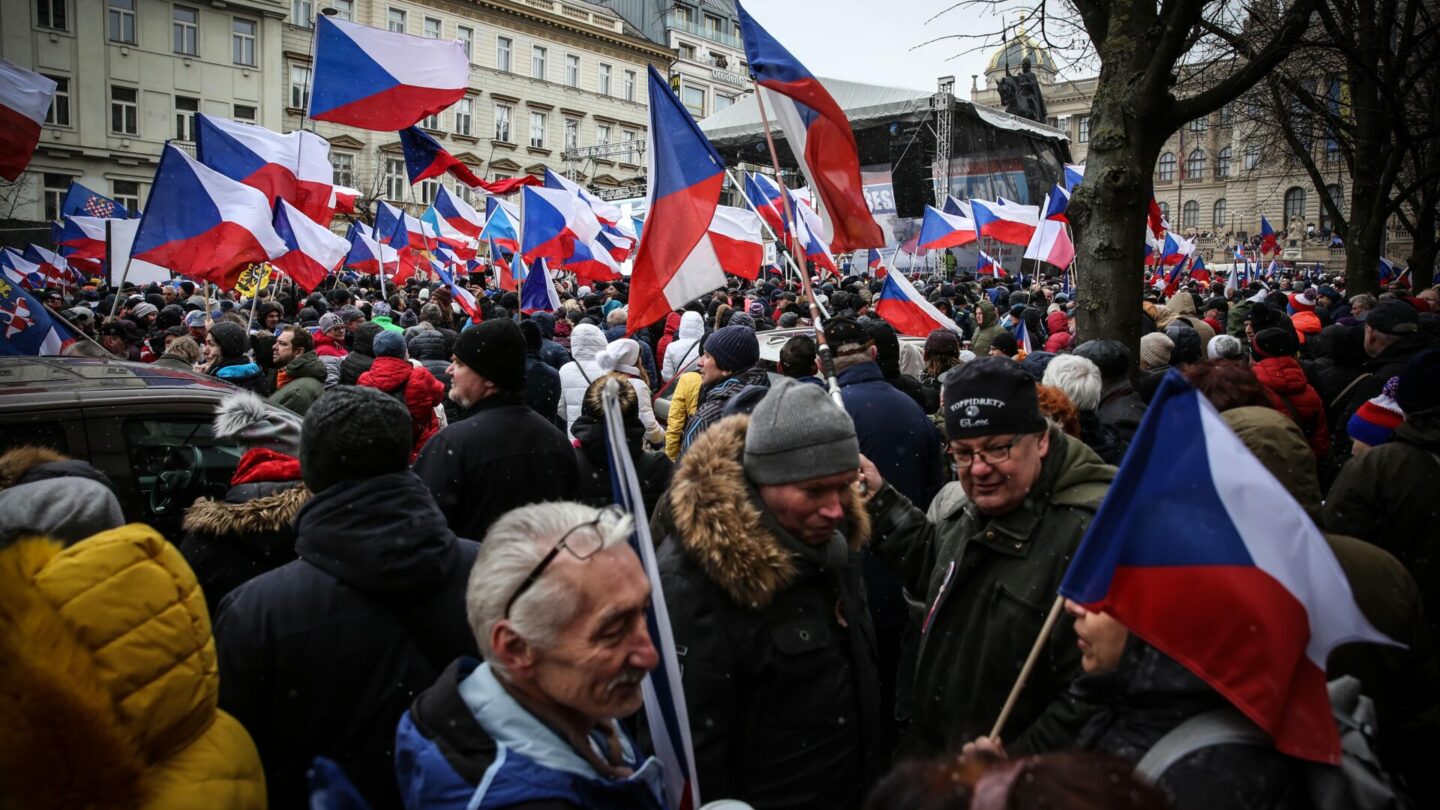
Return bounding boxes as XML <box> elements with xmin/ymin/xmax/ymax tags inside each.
<box><xmin>173</xmin><ymin>6</ymin><xmax>198</xmax><ymax>55</ymax></box>
<box><xmin>532</xmin><ymin>46</ymin><xmax>546</xmax><ymax>79</ymax></box>
<box><xmin>1219</xmin><ymin>104</ymin><xmax>1233</xmax><ymax>128</ymax></box>
<box><xmin>622</xmin><ymin>69</ymin><xmax>636</xmax><ymax>102</ymax></box>
<box><xmin>233</xmin><ymin>103</ymin><xmax>256</xmax><ymax>123</ymax></box>
<box><xmin>458</xmin><ymin>26</ymin><xmax>473</xmax><ymax>61</ymax></box>
<box><xmin>44</xmin><ymin>75</ymin><xmax>69</xmax><ymax>126</ymax></box>
<box><xmin>564</xmin><ymin>117</ymin><xmax>578</xmax><ymax>151</ymax></box>
<box><xmin>457</xmin><ymin>184</ymin><xmax>475</xmax><ymax>205</ymax></box>
<box><xmin>1158</xmin><ymin>201</ymin><xmax>1169</xmax><ymax>220</ymax></box>
<box><xmin>1078</xmin><ymin>115</ymin><xmax>1090</xmax><ymax>143</ymax></box>
<box><xmin>385</xmin><ymin>157</ymin><xmax>406</xmax><ymax>200</ymax></box>
<box><xmin>1320</xmin><ymin>184</ymin><xmax>1342</xmax><ymax>231</ymax></box>
<box><xmin>420</xmin><ymin>178</ymin><xmax>438</xmax><ymax>205</ymax></box>
<box><xmin>705</xmin><ymin>13</ymin><xmax>723</xmax><ymax>35</ymax></box>
<box><xmin>289</xmin><ymin>64</ymin><xmax>310</xmax><ymax>109</ymax></box>
<box><xmin>596</xmin><ymin>123</ymin><xmax>611</xmax><ymax>145</ymax></box>
<box><xmin>112</xmin><ymin>180</ymin><xmax>141</xmax><ymax>213</ymax></box>
<box><xmin>1284</xmin><ymin>186</ymin><xmax>1306</xmax><ymax>228</ymax></box>
<box><xmin>109</xmin><ymin>0</ymin><xmax>136</xmax><ymax>43</ymax></box>
<box><xmin>621</xmin><ymin>129</ymin><xmax>636</xmax><ymax>162</ymax></box>
<box><xmin>1182</xmin><ymin>200</ymin><xmax>1199</xmax><ymax>229</ymax></box>
<box><xmin>43</xmin><ymin>173</ymin><xmax>70</xmax><ymax>222</ymax></box>
<box><xmin>494</xmin><ymin>103</ymin><xmax>511</xmax><ymax>141</ymax></box>
<box><xmin>454</xmin><ymin>97</ymin><xmax>473</xmax><ymax>136</ymax></box>
<box><xmin>682</xmin><ymin>84</ymin><xmax>704</xmax><ymax>117</ymax></box>
<box><xmin>36</xmin><ymin>0</ymin><xmax>67</xmax><ymax>31</ymax></box>
<box><xmin>529</xmin><ymin>111</ymin><xmax>546</xmax><ymax>148</ymax></box>
<box><xmin>1217</xmin><ymin>146</ymin><xmax>1232</xmax><ymax>178</ymax></box>
<box><xmin>1186</xmin><ymin>149</ymin><xmax>1205</xmax><ymax>180</ymax></box>
<box><xmin>676</xmin><ymin>4</ymin><xmax>694</xmax><ymax>23</ymax></box>
<box><xmin>111</xmin><ymin>85</ymin><xmax>138</xmax><ymax>134</ymax></box>
<box><xmin>1213</xmin><ymin>198</ymin><xmax>1227</xmax><ymax>229</ymax></box>
<box><xmin>566</xmin><ymin>54</ymin><xmax>579</xmax><ymax>86</ymax></box>
<box><xmin>496</xmin><ymin>37</ymin><xmax>511</xmax><ymax>72</ymax></box>
<box><xmin>715</xmin><ymin>92</ymin><xmax>735</xmax><ymax>112</ymax></box>
<box><xmin>1189</xmin><ymin>116</ymin><xmax>1208</xmax><ymax>133</ymax></box>
<box><xmin>420</xmin><ymin>17</ymin><xmax>439</xmax><ymax>39</ymax></box>
<box><xmin>387</xmin><ymin>8</ymin><xmax>405</xmax><ymax>32</ymax></box>
<box><xmin>1157</xmin><ymin>152</ymin><xmax>1176</xmax><ymax>182</ymax></box>
<box><xmin>331</xmin><ymin>0</ymin><xmax>352</xmax><ymax>21</ymax></box>
<box><xmin>421</xmin><ymin>112</ymin><xmax>439</xmax><ymax>130</ymax></box>
<box><xmin>1244</xmin><ymin>143</ymin><xmax>1260</xmax><ymax>170</ymax></box>
<box><xmin>330</xmin><ymin>152</ymin><xmax>354</xmax><ymax>188</ymax></box>
<box><xmin>291</xmin><ymin>0</ymin><xmax>312</xmax><ymax>28</ymax></box>
<box><xmin>123</xmin><ymin>418</ymin><xmax>243</xmax><ymax>527</ymax></box>
<box><xmin>599</xmin><ymin>63</ymin><xmax>612</xmax><ymax>95</ymax></box>
<box><xmin>678</xmin><ymin>42</ymin><xmax>696</xmax><ymax>60</ymax></box>
<box><xmin>175</xmin><ymin>96</ymin><xmax>199</xmax><ymax>141</ymax></box>
<box><xmin>232</xmin><ymin>18</ymin><xmax>257</xmax><ymax>66</ymax></box>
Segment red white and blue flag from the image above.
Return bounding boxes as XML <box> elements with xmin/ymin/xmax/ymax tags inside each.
<box><xmin>1023</xmin><ymin>198</ymin><xmax>1076</xmax><ymax>271</ymax></box>
<box><xmin>1059</xmin><ymin>371</ymin><xmax>1393</xmax><ymax>764</ymax></box>
<box><xmin>0</xmin><ymin>277</ymin><xmax>78</xmax><ymax>355</ymax></box>
<box><xmin>1259</xmin><ymin>216</ymin><xmax>1279</xmax><ymax>254</ymax></box>
<box><xmin>55</xmin><ymin>215</ymin><xmax>109</xmax><ymax>263</ymax></box>
<box><xmin>1189</xmin><ymin>255</ymin><xmax>1210</xmax><ymax>285</ymax></box>
<box><xmin>434</xmin><ymin>262</ymin><xmax>480</xmax><ymax>321</ymax></box>
<box><xmin>976</xmin><ymin>249</ymin><xmax>1005</xmax><ymax>277</ymax></box>
<box><xmin>919</xmin><ymin>205</ymin><xmax>979</xmax><ymax>250</ymax></box>
<box><xmin>703</xmin><ymin>205</ymin><xmax>765</xmax><ymax>281</ymax></box>
<box><xmin>25</xmin><ymin>244</ymin><xmax>84</xmax><ymax>289</ymax></box>
<box><xmin>344</xmin><ymin>221</ymin><xmax>396</xmax><ymax>276</ymax></box>
<box><xmin>433</xmin><ymin>185</ymin><xmax>485</xmax><ymax>238</ymax></box>
<box><xmin>874</xmin><ymin>267</ymin><xmax>962</xmax><ymax>338</ymax></box>
<box><xmin>736</xmin><ymin>3</ymin><xmax>882</xmax><ymax>252</ymax></box>
<box><xmin>272</xmin><ymin>199</ymin><xmax>349</xmax><ymax>291</ymax></box>
<box><xmin>1012</xmin><ymin>319</ymin><xmax>1032</xmax><ymax>355</ymax></box>
<box><xmin>627</xmin><ymin>66</ymin><xmax>726</xmax><ymax>334</ymax></box>
<box><xmin>195</xmin><ymin>114</ymin><xmax>334</xmax><ymax>224</ymax></box>
<box><xmin>308</xmin><ymin>16</ymin><xmax>468</xmax><ymax>131</ymax></box>
<box><xmin>1043</xmin><ymin>184</ymin><xmax>1070</xmax><ymax>222</ymax></box>
<box><xmin>0</xmin><ymin>247</ymin><xmax>44</xmax><ymax>290</ymax></box>
<box><xmin>400</xmin><ymin>125</ymin><xmax>484</xmax><ymax>187</ymax></box>
<box><xmin>482</xmin><ymin>195</ymin><xmax>520</xmax><ymax>254</ymax></box>
<box><xmin>742</xmin><ymin>171</ymin><xmax>788</xmax><ymax>236</ymax></box>
<box><xmin>422</xmin><ymin>205</ymin><xmax>478</xmax><ymax>261</ymax></box>
<box><xmin>867</xmin><ymin>247</ymin><xmax>887</xmax><ymax>278</ymax></box>
<box><xmin>971</xmin><ymin>199</ymin><xmax>1039</xmax><ymax>247</ymax></box>
<box><xmin>520</xmin><ymin>185</ymin><xmax>601</xmax><ymax>266</ymax></box>
<box><xmin>0</xmin><ymin>57</ymin><xmax>56</xmax><ymax>182</ymax></box>
<box><xmin>519</xmin><ymin>258</ymin><xmax>561</xmax><ymax>314</ymax></box>
<box><xmin>1062</xmin><ymin>163</ymin><xmax>1085</xmax><ymax>193</ymax></box>
<box><xmin>790</xmin><ymin>190</ymin><xmax>838</xmax><ymax>276</ymax></box>
<box><xmin>1148</xmin><ymin>197</ymin><xmax>1169</xmax><ymax>239</ymax></box>
<box><xmin>942</xmin><ymin>196</ymin><xmax>972</xmax><ymax>218</ymax></box>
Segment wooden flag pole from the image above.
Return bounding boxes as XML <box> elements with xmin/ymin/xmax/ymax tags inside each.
<box><xmin>989</xmin><ymin>594</ymin><xmax>1066</xmax><ymax>741</ymax></box>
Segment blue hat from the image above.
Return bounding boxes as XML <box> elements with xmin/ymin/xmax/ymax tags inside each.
<box><xmin>372</xmin><ymin>330</ymin><xmax>406</xmax><ymax>359</ymax></box>
<box><xmin>703</xmin><ymin>324</ymin><xmax>759</xmax><ymax>372</ymax></box>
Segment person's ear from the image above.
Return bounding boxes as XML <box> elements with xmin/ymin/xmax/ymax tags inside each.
<box><xmin>491</xmin><ymin>621</ymin><xmax>539</xmax><ymax>677</ymax></box>
<box><xmin>1036</xmin><ymin>428</ymin><xmax>1051</xmax><ymax>459</ymax></box>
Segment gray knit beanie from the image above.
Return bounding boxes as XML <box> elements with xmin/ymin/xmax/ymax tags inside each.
<box><xmin>744</xmin><ymin>378</ymin><xmax>859</xmax><ymax>485</ymax></box>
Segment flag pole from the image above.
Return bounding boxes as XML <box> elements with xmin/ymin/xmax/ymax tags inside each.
<box><xmin>989</xmin><ymin>594</ymin><xmax>1066</xmax><ymax>741</ymax></box>
<box><xmin>752</xmin><ymin>86</ymin><xmax>843</xmax><ymax>407</ymax></box>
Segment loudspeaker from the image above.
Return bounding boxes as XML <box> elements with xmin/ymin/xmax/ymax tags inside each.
<box><xmin>889</xmin><ymin>125</ymin><xmax>930</xmax><ymax>219</ymax></box>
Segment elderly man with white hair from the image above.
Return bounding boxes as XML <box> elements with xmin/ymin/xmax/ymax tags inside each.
<box><xmin>1042</xmin><ymin>354</ymin><xmax>1129</xmax><ymax>464</ymax></box>
<box><xmin>394</xmin><ymin>502</ymin><xmax>670</xmax><ymax>810</ymax></box>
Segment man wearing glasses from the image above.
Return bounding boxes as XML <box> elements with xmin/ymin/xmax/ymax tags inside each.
<box><xmin>858</xmin><ymin>357</ymin><xmax>1115</xmax><ymax>759</ymax></box>
<box><xmin>396</xmin><ymin>502</ymin><xmax>668</xmax><ymax>809</ymax></box>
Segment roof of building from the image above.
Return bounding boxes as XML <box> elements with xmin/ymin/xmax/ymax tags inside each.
<box><xmin>986</xmin><ymin>34</ymin><xmax>1058</xmax><ymax>75</ymax></box>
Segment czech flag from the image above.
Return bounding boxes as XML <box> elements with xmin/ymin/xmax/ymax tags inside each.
<box><xmin>1043</xmin><ymin>184</ymin><xmax>1070</xmax><ymax>222</ymax></box>
<box><xmin>0</xmin><ymin>280</ymin><xmax>78</xmax><ymax>356</ymax></box>
<box><xmin>482</xmin><ymin>195</ymin><xmax>520</xmax><ymax>254</ymax></box>
<box><xmin>0</xmin><ymin>57</ymin><xmax>56</xmax><ymax>182</ymax></box>
<box><xmin>519</xmin><ymin>258</ymin><xmax>561</xmax><ymax>314</ymax></box>
<box><xmin>874</xmin><ymin>268</ymin><xmax>962</xmax><ymax>337</ymax></box>
<box><xmin>742</xmin><ymin>171</ymin><xmax>788</xmax><ymax>236</ymax></box>
<box><xmin>25</xmin><ymin>244</ymin><xmax>83</xmax><ymax>289</ymax></box>
<box><xmin>791</xmin><ymin>191</ymin><xmax>838</xmax><ymax>276</ymax></box>
<box><xmin>1158</xmin><ymin>232</ymin><xmax>1194</xmax><ymax>266</ymax></box>
<box><xmin>736</xmin><ymin>3</ymin><xmax>882</xmax><ymax>252</ymax></box>
<box><xmin>701</xmin><ymin>205</ymin><xmax>765</xmax><ymax>281</ymax></box>
<box><xmin>309</xmin><ymin>16</ymin><xmax>469</xmax><ymax>131</ymax></box>
<box><xmin>1259</xmin><ymin>216</ymin><xmax>1279</xmax><ymax>254</ymax></box>
<box><xmin>563</xmin><ymin>237</ymin><xmax>623</xmax><ymax>284</ymax></box>
<box><xmin>132</xmin><ymin>146</ymin><xmax>286</xmax><ymax>289</ymax></box>
<box><xmin>942</xmin><ymin>195</ymin><xmax>972</xmax><ymax>218</ymax></box>
<box><xmin>421</xmin><ymin>205</ymin><xmax>477</xmax><ymax>260</ymax></box>
<box><xmin>1023</xmin><ymin>199</ymin><xmax>1076</xmax><ymax>270</ymax></box>
<box><xmin>521</xmin><ymin>185</ymin><xmax>601</xmax><ymax>266</ymax></box>
<box><xmin>867</xmin><ymin>247</ymin><xmax>887</xmax><ymax>278</ymax></box>
<box><xmin>1063</xmin><ymin>163</ymin><xmax>1085</xmax><ymax>193</ymax></box>
<box><xmin>1059</xmin><ymin>371</ymin><xmax>1393</xmax><ymax>765</ymax></box>
<box><xmin>272</xmin><ymin>199</ymin><xmax>349</xmax><ymax>291</ymax></box>
<box><xmin>62</xmin><ymin>182</ymin><xmax>135</xmax><ymax>220</ymax></box>
<box><xmin>976</xmin><ymin>249</ymin><xmax>1004</xmax><ymax>277</ymax></box>
<box><xmin>919</xmin><ymin>205</ymin><xmax>978</xmax><ymax>250</ymax></box>
<box><xmin>1012</xmin><ymin>319</ymin><xmax>1032</xmax><ymax>355</ymax></box>
<box><xmin>435</xmin><ymin>263</ymin><xmax>479</xmax><ymax>321</ymax></box>
<box><xmin>627</xmin><ymin>65</ymin><xmax>725</xmax><ymax>335</ymax></box>
<box><xmin>400</xmin><ymin>125</ymin><xmax>484</xmax><ymax>187</ymax></box>
<box><xmin>196</xmin><ymin>114</ymin><xmax>335</xmax><ymax>224</ymax></box>
<box><xmin>344</xmin><ymin>221</ymin><xmax>395</xmax><ymax>276</ymax></box>
<box><xmin>55</xmin><ymin>215</ymin><xmax>108</xmax><ymax>262</ymax></box>
<box><xmin>545</xmin><ymin>168</ymin><xmax>622</xmax><ymax>226</ymax></box>
<box><xmin>1190</xmin><ymin>254</ymin><xmax>1210</xmax><ymax>285</ymax></box>
<box><xmin>433</xmin><ymin>185</ymin><xmax>485</xmax><ymax>238</ymax></box>
<box><xmin>1378</xmin><ymin>256</ymin><xmax>1400</xmax><ymax>285</ymax></box>
<box><xmin>971</xmin><ymin>199</ymin><xmax>1039</xmax><ymax>247</ymax></box>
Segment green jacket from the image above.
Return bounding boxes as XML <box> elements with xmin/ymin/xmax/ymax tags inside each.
<box><xmin>971</xmin><ymin>300</ymin><xmax>1001</xmax><ymax>356</ymax></box>
<box><xmin>269</xmin><ymin>351</ymin><xmax>327</xmax><ymax>416</ymax></box>
<box><xmin>1224</xmin><ymin>297</ymin><xmax>1253</xmax><ymax>338</ymax></box>
<box><xmin>865</xmin><ymin>429</ymin><xmax>1114</xmax><ymax>756</ymax></box>
<box><xmin>372</xmin><ymin>315</ymin><xmax>404</xmax><ymax>334</ymax></box>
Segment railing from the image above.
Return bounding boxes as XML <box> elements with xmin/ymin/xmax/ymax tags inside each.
<box><xmin>668</xmin><ymin>11</ymin><xmax>740</xmax><ymax>49</ymax></box>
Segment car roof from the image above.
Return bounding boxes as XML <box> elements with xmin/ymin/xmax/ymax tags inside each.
<box><xmin>0</xmin><ymin>356</ymin><xmax>236</xmax><ymax>409</ymax></box>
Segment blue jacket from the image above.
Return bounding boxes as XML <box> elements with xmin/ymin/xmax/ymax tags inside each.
<box><xmin>836</xmin><ymin>362</ymin><xmax>944</xmax><ymax>510</ymax></box>
<box><xmin>395</xmin><ymin>658</ymin><xmax>669</xmax><ymax>810</ymax></box>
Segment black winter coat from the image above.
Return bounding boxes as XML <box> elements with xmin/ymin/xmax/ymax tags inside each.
<box><xmin>1096</xmin><ymin>379</ymin><xmax>1147</xmax><ymax>442</ymax></box>
<box><xmin>1075</xmin><ymin>640</ymin><xmax>1307</xmax><ymax>810</ymax></box>
<box><xmin>412</xmin><ymin>391</ymin><xmax>579</xmax><ymax>541</ymax></box>
<box><xmin>408</xmin><ymin>328</ymin><xmax>460</xmax><ymax>423</ymax></box>
<box><xmin>179</xmin><ymin>481</ymin><xmax>307</xmax><ymax>617</ymax></box>
<box><xmin>525</xmin><ymin>351</ymin><xmax>563</xmax><ymax>428</ymax></box>
<box><xmin>653</xmin><ymin>416</ymin><xmax>884</xmax><ymax>810</ymax></box>
<box><xmin>339</xmin><ymin>323</ymin><xmax>383</xmax><ymax>385</ymax></box>
<box><xmin>571</xmin><ymin>412</ymin><xmax>671</xmax><ymax>518</ymax></box>
<box><xmin>214</xmin><ymin>471</ymin><xmax>479</xmax><ymax>810</ymax></box>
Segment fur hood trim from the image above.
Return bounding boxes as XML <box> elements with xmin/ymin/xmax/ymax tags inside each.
<box><xmin>0</xmin><ymin>446</ymin><xmax>67</xmax><ymax>490</ymax></box>
<box><xmin>668</xmin><ymin>415</ymin><xmax>869</xmax><ymax>608</ymax></box>
<box><xmin>182</xmin><ymin>484</ymin><xmax>310</xmax><ymax>536</ymax></box>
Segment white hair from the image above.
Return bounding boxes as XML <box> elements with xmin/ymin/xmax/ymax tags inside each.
<box><xmin>466</xmin><ymin>502</ymin><xmax>634</xmax><ymax>677</ymax></box>
<box><xmin>1207</xmin><ymin>334</ymin><xmax>1244</xmax><ymax>361</ymax></box>
<box><xmin>606</xmin><ymin>306</ymin><xmax>628</xmax><ymax>327</ymax></box>
<box><xmin>1042</xmin><ymin>354</ymin><xmax>1103</xmax><ymax>411</ymax></box>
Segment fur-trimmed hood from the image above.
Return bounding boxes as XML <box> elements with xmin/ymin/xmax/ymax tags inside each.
<box><xmin>663</xmin><ymin>414</ymin><xmax>869</xmax><ymax>608</ymax></box>
<box><xmin>182</xmin><ymin>483</ymin><xmax>309</xmax><ymax>536</ymax></box>
<box><xmin>0</xmin><ymin>446</ymin><xmax>67</xmax><ymax>489</ymax></box>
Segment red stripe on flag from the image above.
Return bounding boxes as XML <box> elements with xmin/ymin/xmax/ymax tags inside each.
<box><xmin>0</xmin><ymin>105</ymin><xmax>43</xmax><ymax>182</ymax></box>
<box><xmin>134</xmin><ymin>221</ymin><xmax>277</xmax><ymax>290</ymax></box>
<box><xmin>628</xmin><ymin>174</ymin><xmax>725</xmax><ymax>332</ymax></box>
<box><xmin>311</xmin><ymin>84</ymin><xmax>466</xmax><ymax>131</ymax></box>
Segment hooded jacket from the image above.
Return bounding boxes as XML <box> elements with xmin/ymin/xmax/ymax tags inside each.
<box><xmin>0</xmin><ymin>527</ymin><xmax>266</xmax><ymax>809</ymax></box>
<box><xmin>207</xmin><ymin>354</ymin><xmax>267</xmax><ymax>393</ymax></box>
<box><xmin>313</xmin><ymin>330</ymin><xmax>348</xmax><ymax>358</ymax></box>
<box><xmin>270</xmin><ymin>350</ymin><xmax>327</xmax><ymax>416</ymax></box>
<box><xmin>359</xmin><ymin>356</ymin><xmax>446</xmax><ymax>459</ymax></box>
<box><xmin>214</xmin><ymin>471</ymin><xmax>480</xmax><ymax>810</ymax></box>
<box><xmin>339</xmin><ymin>322</ymin><xmax>383</xmax><ymax>385</ymax></box>
<box><xmin>655</xmin><ymin>311</ymin><xmax>683</xmax><ymax>364</ymax></box>
<box><xmin>971</xmin><ymin>300</ymin><xmax>1002</xmax><ymax>356</ymax></box>
<box><xmin>572</xmin><ymin>410</ymin><xmax>672</xmax><ymax>518</ymax></box>
<box><xmin>1165</xmin><ymin>291</ymin><xmax>1217</xmax><ymax>356</ymax></box>
<box><xmin>865</xmin><ymin>429</ymin><xmax>1115</xmax><ymax>755</ymax></box>
<box><xmin>529</xmin><ymin>312</ymin><xmax>571</xmax><ymax>370</ymax></box>
<box><xmin>662</xmin><ymin>311</ymin><xmax>705</xmax><ymax>382</ymax></box>
<box><xmin>653</xmin><ymin>416</ymin><xmax>884</xmax><ymax>809</ymax></box>
<box><xmin>1251</xmin><ymin>355</ymin><xmax>1329</xmax><ymax>458</ymax></box>
<box><xmin>558</xmin><ymin>323</ymin><xmax>609</xmax><ymax>438</ymax></box>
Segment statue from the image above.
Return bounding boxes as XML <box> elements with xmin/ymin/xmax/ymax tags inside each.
<box><xmin>1001</xmin><ymin>58</ymin><xmax>1048</xmax><ymax>123</ymax></box>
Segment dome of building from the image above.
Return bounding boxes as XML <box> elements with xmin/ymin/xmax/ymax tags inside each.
<box><xmin>984</xmin><ymin>34</ymin><xmax>1057</xmax><ymax>81</ymax></box>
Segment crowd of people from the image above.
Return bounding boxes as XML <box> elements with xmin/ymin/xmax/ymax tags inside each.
<box><xmin>2</xmin><ymin>264</ymin><xmax>1439</xmax><ymax>810</ymax></box>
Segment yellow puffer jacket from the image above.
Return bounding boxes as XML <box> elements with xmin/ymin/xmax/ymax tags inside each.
<box><xmin>0</xmin><ymin>524</ymin><xmax>266</xmax><ymax>809</ymax></box>
<box><xmin>665</xmin><ymin>370</ymin><xmax>703</xmax><ymax>460</ymax></box>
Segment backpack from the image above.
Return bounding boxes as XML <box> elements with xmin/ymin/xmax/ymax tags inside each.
<box><xmin>1134</xmin><ymin>676</ymin><xmax>1410</xmax><ymax>810</ymax></box>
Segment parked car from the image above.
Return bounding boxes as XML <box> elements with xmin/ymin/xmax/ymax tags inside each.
<box><xmin>0</xmin><ymin>357</ymin><xmax>291</xmax><ymax>540</ymax></box>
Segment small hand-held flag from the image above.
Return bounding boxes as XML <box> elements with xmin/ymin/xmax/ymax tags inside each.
<box><xmin>874</xmin><ymin>270</ymin><xmax>961</xmax><ymax>337</ymax></box>
<box><xmin>1259</xmin><ymin>216</ymin><xmax>1279</xmax><ymax>254</ymax></box>
<box><xmin>271</xmin><ymin>199</ymin><xmax>350</xmax><ymax>292</ymax></box>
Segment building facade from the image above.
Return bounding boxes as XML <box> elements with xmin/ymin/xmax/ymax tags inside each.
<box><xmin>968</xmin><ymin>34</ymin><xmax>1412</xmax><ymax>266</ymax></box>
<box><xmin>2</xmin><ymin>0</ymin><xmax>288</xmax><ymax>224</ymax></box>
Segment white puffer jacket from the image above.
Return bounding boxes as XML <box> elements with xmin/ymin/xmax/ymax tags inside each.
<box><xmin>558</xmin><ymin>323</ymin><xmax>608</xmax><ymax>438</ymax></box>
<box><xmin>662</xmin><ymin>311</ymin><xmax>705</xmax><ymax>383</ymax></box>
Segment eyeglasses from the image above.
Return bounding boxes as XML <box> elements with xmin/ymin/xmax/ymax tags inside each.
<box><xmin>949</xmin><ymin>435</ymin><xmax>1027</xmax><ymax>467</ymax></box>
<box><xmin>503</xmin><ymin>505</ymin><xmax>623</xmax><ymax>619</ymax></box>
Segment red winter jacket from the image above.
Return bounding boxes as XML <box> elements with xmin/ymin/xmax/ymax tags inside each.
<box><xmin>1252</xmin><ymin>355</ymin><xmax>1330</xmax><ymax>458</ymax></box>
<box><xmin>358</xmin><ymin>356</ymin><xmax>445</xmax><ymax>459</ymax></box>
<box><xmin>313</xmin><ymin>331</ymin><xmax>348</xmax><ymax>358</ymax></box>
<box><xmin>655</xmin><ymin>312</ymin><xmax>682</xmax><ymax>363</ymax></box>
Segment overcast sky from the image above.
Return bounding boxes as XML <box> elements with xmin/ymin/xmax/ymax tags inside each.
<box><xmin>739</xmin><ymin>0</ymin><xmax>1028</xmax><ymax>94</ymax></box>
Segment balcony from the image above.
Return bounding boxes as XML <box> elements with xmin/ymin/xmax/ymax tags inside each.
<box><xmin>668</xmin><ymin>11</ymin><xmax>740</xmax><ymax>49</ymax></box>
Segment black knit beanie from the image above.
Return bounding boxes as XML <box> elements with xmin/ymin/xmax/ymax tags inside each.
<box><xmin>300</xmin><ymin>387</ymin><xmax>413</xmax><ymax>493</ymax></box>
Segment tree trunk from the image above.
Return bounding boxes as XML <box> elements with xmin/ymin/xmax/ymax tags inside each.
<box><xmin>1409</xmin><ymin>200</ymin><xmax>1437</xmax><ymax>289</ymax></box>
